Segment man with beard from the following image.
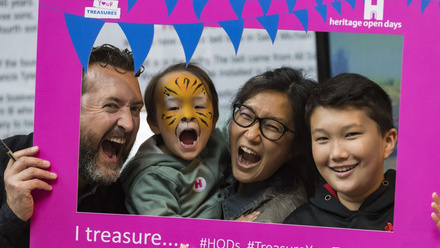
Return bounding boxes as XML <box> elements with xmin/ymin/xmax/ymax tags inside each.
<box><xmin>0</xmin><ymin>44</ymin><xmax>144</xmax><ymax>248</ymax></box>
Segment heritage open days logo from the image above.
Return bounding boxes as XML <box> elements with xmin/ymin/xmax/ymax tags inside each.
<box><xmin>329</xmin><ymin>0</ymin><xmax>402</xmax><ymax>30</ymax></box>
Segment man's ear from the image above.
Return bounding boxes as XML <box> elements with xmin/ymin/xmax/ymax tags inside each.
<box><xmin>147</xmin><ymin>116</ymin><xmax>161</xmax><ymax>135</ymax></box>
<box><xmin>383</xmin><ymin>128</ymin><xmax>398</xmax><ymax>159</ymax></box>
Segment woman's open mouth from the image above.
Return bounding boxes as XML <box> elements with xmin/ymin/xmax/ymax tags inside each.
<box><xmin>237</xmin><ymin>146</ymin><xmax>261</xmax><ymax>167</ymax></box>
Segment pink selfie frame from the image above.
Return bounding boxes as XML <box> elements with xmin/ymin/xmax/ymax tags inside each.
<box><xmin>32</xmin><ymin>0</ymin><xmax>440</xmax><ymax>247</ymax></box>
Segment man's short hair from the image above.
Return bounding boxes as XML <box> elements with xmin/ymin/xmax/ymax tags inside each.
<box><xmin>82</xmin><ymin>44</ymin><xmax>144</xmax><ymax>95</ymax></box>
<box><xmin>305</xmin><ymin>73</ymin><xmax>394</xmax><ymax>136</ymax></box>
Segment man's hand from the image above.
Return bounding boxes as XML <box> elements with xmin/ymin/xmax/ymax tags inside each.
<box><xmin>431</xmin><ymin>192</ymin><xmax>440</xmax><ymax>231</ymax></box>
<box><xmin>4</xmin><ymin>146</ymin><xmax>57</xmax><ymax>221</ymax></box>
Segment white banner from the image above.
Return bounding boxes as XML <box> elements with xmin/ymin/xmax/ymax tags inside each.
<box><xmin>0</xmin><ymin>0</ymin><xmax>38</xmax><ymax>138</ymax></box>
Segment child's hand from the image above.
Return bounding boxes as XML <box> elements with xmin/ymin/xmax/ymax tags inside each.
<box><xmin>235</xmin><ymin>211</ymin><xmax>260</xmax><ymax>222</ymax></box>
<box><xmin>431</xmin><ymin>192</ymin><xmax>440</xmax><ymax>231</ymax></box>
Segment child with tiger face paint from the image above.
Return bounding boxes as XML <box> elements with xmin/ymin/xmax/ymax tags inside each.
<box><xmin>121</xmin><ymin>63</ymin><xmax>229</xmax><ymax>218</ymax></box>
<box><xmin>151</xmin><ymin>71</ymin><xmax>215</xmax><ymax>160</ymax></box>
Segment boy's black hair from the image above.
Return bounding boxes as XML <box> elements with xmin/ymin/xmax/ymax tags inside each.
<box><xmin>82</xmin><ymin>44</ymin><xmax>144</xmax><ymax>95</ymax></box>
<box><xmin>144</xmin><ymin>62</ymin><xmax>219</xmax><ymax>126</ymax></box>
<box><xmin>305</xmin><ymin>73</ymin><xmax>394</xmax><ymax>136</ymax></box>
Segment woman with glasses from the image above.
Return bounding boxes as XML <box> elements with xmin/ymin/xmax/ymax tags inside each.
<box><xmin>222</xmin><ymin>67</ymin><xmax>319</xmax><ymax>223</ymax></box>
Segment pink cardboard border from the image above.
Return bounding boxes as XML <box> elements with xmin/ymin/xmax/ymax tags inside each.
<box><xmin>31</xmin><ymin>0</ymin><xmax>440</xmax><ymax>247</ymax></box>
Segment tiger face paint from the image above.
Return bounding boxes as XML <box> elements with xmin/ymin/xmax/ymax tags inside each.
<box><xmin>150</xmin><ymin>71</ymin><xmax>215</xmax><ymax>161</ymax></box>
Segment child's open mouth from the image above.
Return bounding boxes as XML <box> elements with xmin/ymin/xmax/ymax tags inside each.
<box><xmin>101</xmin><ymin>137</ymin><xmax>125</xmax><ymax>161</ymax></box>
<box><xmin>180</xmin><ymin>129</ymin><xmax>198</xmax><ymax>145</ymax></box>
<box><xmin>238</xmin><ymin>146</ymin><xmax>261</xmax><ymax>167</ymax></box>
<box><xmin>178</xmin><ymin>128</ymin><xmax>200</xmax><ymax>150</ymax></box>
<box><xmin>176</xmin><ymin>122</ymin><xmax>201</xmax><ymax>150</ymax></box>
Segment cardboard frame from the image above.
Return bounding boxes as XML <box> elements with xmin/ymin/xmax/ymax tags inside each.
<box><xmin>32</xmin><ymin>0</ymin><xmax>440</xmax><ymax>247</ymax></box>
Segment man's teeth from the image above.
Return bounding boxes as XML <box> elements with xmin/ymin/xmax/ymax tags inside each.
<box><xmin>333</xmin><ymin>165</ymin><xmax>357</xmax><ymax>172</ymax></box>
<box><xmin>108</xmin><ymin>137</ymin><xmax>126</xmax><ymax>144</ymax></box>
<box><xmin>241</xmin><ymin>147</ymin><xmax>257</xmax><ymax>155</ymax></box>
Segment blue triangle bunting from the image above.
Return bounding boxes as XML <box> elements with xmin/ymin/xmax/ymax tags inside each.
<box><xmin>165</xmin><ymin>0</ymin><xmax>179</xmax><ymax>16</ymax></box>
<box><xmin>421</xmin><ymin>0</ymin><xmax>430</xmax><ymax>13</ymax></box>
<box><xmin>345</xmin><ymin>0</ymin><xmax>356</xmax><ymax>9</ymax></box>
<box><xmin>315</xmin><ymin>0</ymin><xmax>323</xmax><ymax>5</ymax></box>
<box><xmin>331</xmin><ymin>1</ymin><xmax>342</xmax><ymax>14</ymax></box>
<box><xmin>64</xmin><ymin>13</ymin><xmax>104</xmax><ymax>73</ymax></box>
<box><xmin>229</xmin><ymin>0</ymin><xmax>247</xmax><ymax>19</ymax></box>
<box><xmin>315</xmin><ymin>4</ymin><xmax>327</xmax><ymax>23</ymax></box>
<box><xmin>293</xmin><ymin>9</ymin><xmax>309</xmax><ymax>32</ymax></box>
<box><xmin>219</xmin><ymin>19</ymin><xmax>245</xmax><ymax>55</ymax></box>
<box><xmin>286</xmin><ymin>0</ymin><xmax>297</xmax><ymax>13</ymax></box>
<box><xmin>128</xmin><ymin>0</ymin><xmax>138</xmax><ymax>12</ymax></box>
<box><xmin>258</xmin><ymin>0</ymin><xmax>272</xmax><ymax>15</ymax></box>
<box><xmin>256</xmin><ymin>14</ymin><xmax>279</xmax><ymax>44</ymax></box>
<box><xmin>173</xmin><ymin>23</ymin><xmax>204</xmax><ymax>65</ymax></box>
<box><xmin>193</xmin><ymin>0</ymin><xmax>209</xmax><ymax>20</ymax></box>
<box><xmin>118</xmin><ymin>23</ymin><xmax>154</xmax><ymax>73</ymax></box>
<box><xmin>407</xmin><ymin>0</ymin><xmax>413</xmax><ymax>7</ymax></box>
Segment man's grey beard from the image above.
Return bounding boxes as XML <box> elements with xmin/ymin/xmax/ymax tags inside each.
<box><xmin>78</xmin><ymin>131</ymin><xmax>129</xmax><ymax>186</ymax></box>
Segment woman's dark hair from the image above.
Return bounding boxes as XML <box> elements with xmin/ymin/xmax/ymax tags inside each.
<box><xmin>144</xmin><ymin>62</ymin><xmax>219</xmax><ymax>126</ymax></box>
<box><xmin>231</xmin><ymin>67</ymin><xmax>320</xmax><ymax>197</ymax></box>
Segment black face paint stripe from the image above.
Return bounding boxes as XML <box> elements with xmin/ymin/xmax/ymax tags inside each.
<box><xmin>193</xmin><ymin>83</ymin><xmax>204</xmax><ymax>95</ymax></box>
<box><xmin>197</xmin><ymin>112</ymin><xmax>207</xmax><ymax>117</ymax></box>
<box><xmin>184</xmin><ymin>77</ymin><xmax>190</xmax><ymax>89</ymax></box>
<box><xmin>199</xmin><ymin>117</ymin><xmax>209</xmax><ymax>127</ymax></box>
<box><xmin>191</xmin><ymin>79</ymin><xmax>198</xmax><ymax>88</ymax></box>
<box><xmin>174</xmin><ymin>78</ymin><xmax>181</xmax><ymax>89</ymax></box>
<box><xmin>168</xmin><ymin>118</ymin><xmax>176</xmax><ymax>126</ymax></box>
<box><xmin>164</xmin><ymin>86</ymin><xmax>178</xmax><ymax>96</ymax></box>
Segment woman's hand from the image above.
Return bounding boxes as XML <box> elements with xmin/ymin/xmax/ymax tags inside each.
<box><xmin>235</xmin><ymin>211</ymin><xmax>260</xmax><ymax>222</ymax></box>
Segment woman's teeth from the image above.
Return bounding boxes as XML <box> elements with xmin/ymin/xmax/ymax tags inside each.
<box><xmin>241</xmin><ymin>146</ymin><xmax>257</xmax><ymax>155</ymax></box>
<box><xmin>239</xmin><ymin>146</ymin><xmax>261</xmax><ymax>164</ymax></box>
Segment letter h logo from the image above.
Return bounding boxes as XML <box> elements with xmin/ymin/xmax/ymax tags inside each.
<box><xmin>194</xmin><ymin>179</ymin><xmax>203</xmax><ymax>189</ymax></box>
<box><xmin>193</xmin><ymin>177</ymin><xmax>206</xmax><ymax>192</ymax></box>
<box><xmin>364</xmin><ymin>0</ymin><xmax>384</xmax><ymax>21</ymax></box>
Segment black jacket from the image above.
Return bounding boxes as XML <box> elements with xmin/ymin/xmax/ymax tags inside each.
<box><xmin>0</xmin><ymin>134</ymin><xmax>33</xmax><ymax>248</ymax></box>
<box><xmin>284</xmin><ymin>170</ymin><xmax>395</xmax><ymax>231</ymax></box>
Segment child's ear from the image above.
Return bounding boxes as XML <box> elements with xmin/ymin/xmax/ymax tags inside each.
<box><xmin>147</xmin><ymin>116</ymin><xmax>161</xmax><ymax>135</ymax></box>
<box><xmin>383</xmin><ymin>128</ymin><xmax>398</xmax><ymax>159</ymax></box>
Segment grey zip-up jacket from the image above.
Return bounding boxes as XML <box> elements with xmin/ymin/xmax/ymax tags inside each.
<box><xmin>121</xmin><ymin>128</ymin><xmax>230</xmax><ymax>219</ymax></box>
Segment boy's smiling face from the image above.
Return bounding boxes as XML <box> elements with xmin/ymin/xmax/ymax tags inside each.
<box><xmin>310</xmin><ymin>106</ymin><xmax>397</xmax><ymax>210</ymax></box>
<box><xmin>149</xmin><ymin>71</ymin><xmax>215</xmax><ymax>161</ymax></box>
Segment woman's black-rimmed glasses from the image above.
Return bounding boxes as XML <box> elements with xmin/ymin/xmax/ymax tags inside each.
<box><xmin>232</xmin><ymin>104</ymin><xmax>295</xmax><ymax>141</ymax></box>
